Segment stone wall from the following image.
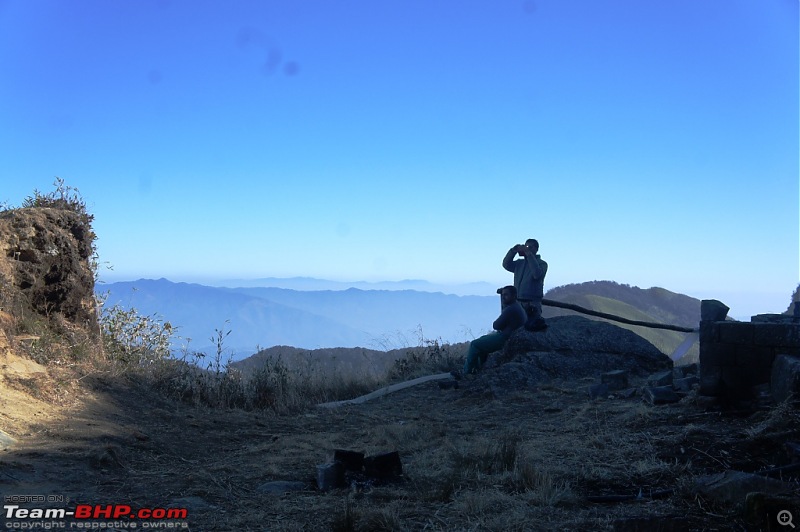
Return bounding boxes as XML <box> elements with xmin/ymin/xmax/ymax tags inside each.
<box><xmin>699</xmin><ymin>299</ymin><xmax>800</xmax><ymax>403</ymax></box>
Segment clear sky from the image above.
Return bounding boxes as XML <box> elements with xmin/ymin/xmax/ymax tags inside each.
<box><xmin>1</xmin><ymin>0</ymin><xmax>798</xmax><ymax>319</ymax></box>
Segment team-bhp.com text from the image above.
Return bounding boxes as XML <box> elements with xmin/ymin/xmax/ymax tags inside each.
<box><xmin>4</xmin><ymin>505</ymin><xmax>189</xmax><ymax>529</ymax></box>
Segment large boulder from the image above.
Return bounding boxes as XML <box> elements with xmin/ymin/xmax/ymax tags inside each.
<box><xmin>481</xmin><ymin>315</ymin><xmax>672</xmax><ymax>397</ymax></box>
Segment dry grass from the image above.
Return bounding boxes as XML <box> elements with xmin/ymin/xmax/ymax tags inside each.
<box><xmin>4</xmin><ymin>360</ymin><xmax>799</xmax><ymax>530</ymax></box>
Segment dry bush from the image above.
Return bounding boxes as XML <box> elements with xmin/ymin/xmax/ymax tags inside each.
<box><xmin>512</xmin><ymin>449</ymin><xmax>576</xmax><ymax>505</ymax></box>
<box><xmin>351</xmin><ymin>499</ymin><xmax>403</xmax><ymax>532</ymax></box>
<box><xmin>745</xmin><ymin>398</ymin><xmax>800</xmax><ymax>438</ymax></box>
<box><xmin>144</xmin><ymin>346</ymin><xmax>388</xmax><ymax>413</ymax></box>
<box><xmin>389</xmin><ymin>338</ymin><xmax>465</xmax><ymax>381</ymax></box>
<box><xmin>96</xmin><ymin>302</ymin><xmax>474</xmax><ymax>412</ymax></box>
<box><xmin>448</xmin><ymin>431</ymin><xmax>521</xmax><ymax>476</ymax></box>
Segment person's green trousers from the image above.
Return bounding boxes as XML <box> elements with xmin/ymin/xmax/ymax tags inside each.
<box><xmin>463</xmin><ymin>332</ymin><xmax>508</xmax><ymax>374</ymax></box>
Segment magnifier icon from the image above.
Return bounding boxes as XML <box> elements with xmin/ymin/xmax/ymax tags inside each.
<box><xmin>778</xmin><ymin>510</ymin><xmax>795</xmax><ymax>528</ymax></box>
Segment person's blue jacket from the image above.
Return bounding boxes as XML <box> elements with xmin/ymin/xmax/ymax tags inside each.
<box><xmin>493</xmin><ymin>301</ymin><xmax>526</xmax><ymax>337</ymax></box>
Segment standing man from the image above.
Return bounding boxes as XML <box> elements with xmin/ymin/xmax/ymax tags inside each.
<box><xmin>462</xmin><ymin>285</ymin><xmax>526</xmax><ymax>375</ymax></box>
<box><xmin>503</xmin><ymin>239</ymin><xmax>548</xmax><ymax>324</ymax></box>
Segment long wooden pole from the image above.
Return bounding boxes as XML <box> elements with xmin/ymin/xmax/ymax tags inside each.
<box><xmin>542</xmin><ymin>298</ymin><xmax>697</xmax><ymax>333</ymax></box>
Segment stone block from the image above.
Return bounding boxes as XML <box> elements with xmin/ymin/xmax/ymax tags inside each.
<box><xmin>751</xmin><ymin>313</ymin><xmax>795</xmax><ymax>324</ymax></box>
<box><xmin>648</xmin><ymin>370</ymin><xmax>673</xmax><ymax>387</ymax></box>
<box><xmin>694</xmin><ymin>394</ymin><xmax>720</xmax><ymax>409</ymax></box>
<box><xmin>674</xmin><ymin>376</ymin><xmax>699</xmax><ymax>392</ymax></box>
<box><xmin>717</xmin><ymin>322</ymin><xmax>754</xmax><ymax>345</ymax></box>
<box><xmin>614</xmin><ymin>388</ymin><xmax>638</xmax><ymax>399</ymax></box>
<box><xmin>734</xmin><ymin>345</ymin><xmax>774</xmax><ymax>366</ymax></box>
<box><xmin>750</xmin><ymin>365</ymin><xmax>774</xmax><ymax>388</ymax></box>
<box><xmin>589</xmin><ymin>383</ymin><xmax>610</xmax><ymax>400</ymax></box>
<box><xmin>363</xmin><ymin>451</ymin><xmax>403</xmax><ymax>479</ymax></box>
<box><xmin>601</xmin><ymin>370</ymin><xmax>629</xmax><ymax>391</ymax></box>
<box><xmin>316</xmin><ymin>461</ymin><xmax>345</xmax><ymax>491</ymax></box>
<box><xmin>700</xmin><ymin>364</ymin><xmax>723</xmax><ymax>396</ymax></box>
<box><xmin>771</xmin><ymin>354</ymin><xmax>800</xmax><ymax>404</ymax></box>
<box><xmin>752</xmin><ymin>383</ymin><xmax>773</xmax><ymax>408</ymax></box>
<box><xmin>673</xmin><ymin>363</ymin><xmax>698</xmax><ymax>379</ymax></box>
<box><xmin>784</xmin><ymin>346</ymin><xmax>800</xmax><ymax>357</ymax></box>
<box><xmin>701</xmin><ymin>299</ymin><xmax>729</xmax><ymax>322</ymax></box>
<box><xmin>734</xmin><ymin>346</ymin><xmax>774</xmax><ymax>385</ymax></box>
<box><xmin>700</xmin><ymin>342</ymin><xmax>732</xmax><ymax>367</ymax></box>
<box><xmin>753</xmin><ymin>323</ymin><xmax>800</xmax><ymax>348</ymax></box>
<box><xmin>643</xmin><ymin>385</ymin><xmax>680</xmax><ymax>405</ymax></box>
<box><xmin>699</xmin><ymin>321</ymin><xmax>718</xmax><ymax>344</ymax></box>
<box><xmin>333</xmin><ymin>449</ymin><xmax>364</xmax><ymax>472</ymax></box>
<box><xmin>721</xmin><ymin>366</ymin><xmax>755</xmax><ymax>398</ymax></box>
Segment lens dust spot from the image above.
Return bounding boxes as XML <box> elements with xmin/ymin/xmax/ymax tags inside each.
<box><xmin>523</xmin><ymin>1</ymin><xmax>537</xmax><ymax>14</ymax></box>
<box><xmin>237</xmin><ymin>27</ymin><xmax>289</xmax><ymax>77</ymax></box>
<box><xmin>283</xmin><ymin>61</ymin><xmax>299</xmax><ymax>76</ymax></box>
<box><xmin>236</xmin><ymin>26</ymin><xmax>263</xmax><ymax>49</ymax></box>
<box><xmin>261</xmin><ymin>47</ymin><xmax>283</xmax><ymax>76</ymax></box>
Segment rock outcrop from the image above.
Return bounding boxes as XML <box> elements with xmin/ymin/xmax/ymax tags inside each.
<box><xmin>0</xmin><ymin>207</ymin><xmax>98</xmax><ymax>332</ymax></box>
<box><xmin>481</xmin><ymin>315</ymin><xmax>672</xmax><ymax>397</ymax></box>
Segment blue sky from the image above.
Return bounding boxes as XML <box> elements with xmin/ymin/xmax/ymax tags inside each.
<box><xmin>1</xmin><ymin>0</ymin><xmax>797</xmax><ymax>319</ymax></box>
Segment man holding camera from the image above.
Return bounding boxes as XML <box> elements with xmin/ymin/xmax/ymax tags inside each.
<box><xmin>502</xmin><ymin>238</ymin><xmax>548</xmax><ymax>324</ymax></box>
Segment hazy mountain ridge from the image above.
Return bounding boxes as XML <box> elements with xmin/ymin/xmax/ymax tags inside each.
<box><xmin>98</xmin><ymin>278</ymin><xmax>705</xmax><ymax>363</ymax></box>
<box><xmin>222</xmin><ymin>286</ymin><xmax>496</xmax><ymax>342</ymax></box>
<box><xmin>211</xmin><ymin>276</ymin><xmax>497</xmax><ymax>296</ymax></box>
<box><xmin>98</xmin><ymin>279</ymin><xmax>376</xmax><ymax>356</ymax></box>
<box><xmin>546</xmin><ymin>280</ymin><xmax>700</xmax><ymax>327</ymax></box>
<box><xmin>98</xmin><ymin>279</ymin><xmax>498</xmax><ymax>359</ymax></box>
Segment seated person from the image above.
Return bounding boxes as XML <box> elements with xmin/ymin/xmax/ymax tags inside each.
<box><xmin>462</xmin><ymin>285</ymin><xmax>527</xmax><ymax>375</ymax></box>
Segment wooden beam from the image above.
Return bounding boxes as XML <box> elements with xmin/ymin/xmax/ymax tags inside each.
<box><xmin>542</xmin><ymin>298</ymin><xmax>696</xmax><ymax>333</ymax></box>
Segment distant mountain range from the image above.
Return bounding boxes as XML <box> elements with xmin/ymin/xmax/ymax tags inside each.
<box><xmin>209</xmin><ymin>277</ymin><xmax>498</xmax><ymax>296</ymax></box>
<box><xmin>97</xmin><ymin>278</ymin><xmax>702</xmax><ymax>362</ymax></box>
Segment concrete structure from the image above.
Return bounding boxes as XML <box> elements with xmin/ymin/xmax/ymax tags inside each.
<box><xmin>699</xmin><ymin>299</ymin><xmax>800</xmax><ymax>402</ymax></box>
